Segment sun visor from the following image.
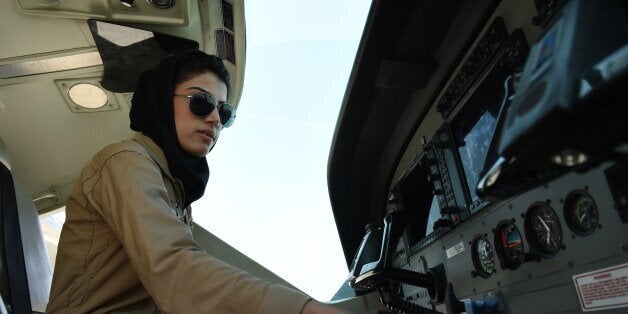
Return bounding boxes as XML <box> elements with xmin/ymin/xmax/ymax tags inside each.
<box><xmin>88</xmin><ymin>20</ymin><xmax>198</xmax><ymax>93</ymax></box>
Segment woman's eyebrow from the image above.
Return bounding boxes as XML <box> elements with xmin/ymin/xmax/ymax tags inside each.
<box><xmin>187</xmin><ymin>86</ymin><xmax>211</xmax><ymax>95</ymax></box>
<box><xmin>186</xmin><ymin>86</ymin><xmax>227</xmax><ymax>103</ymax></box>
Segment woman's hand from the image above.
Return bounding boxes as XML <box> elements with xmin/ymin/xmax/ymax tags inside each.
<box><xmin>301</xmin><ymin>300</ymin><xmax>348</xmax><ymax>314</ymax></box>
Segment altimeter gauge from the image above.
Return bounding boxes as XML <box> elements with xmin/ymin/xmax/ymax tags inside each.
<box><xmin>524</xmin><ymin>202</ymin><xmax>563</xmax><ymax>258</ymax></box>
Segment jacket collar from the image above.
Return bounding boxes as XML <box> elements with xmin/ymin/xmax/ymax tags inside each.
<box><xmin>132</xmin><ymin>132</ymin><xmax>173</xmax><ymax>178</ymax></box>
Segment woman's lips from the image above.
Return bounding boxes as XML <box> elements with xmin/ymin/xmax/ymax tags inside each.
<box><xmin>197</xmin><ymin>130</ymin><xmax>214</xmax><ymax>142</ymax></box>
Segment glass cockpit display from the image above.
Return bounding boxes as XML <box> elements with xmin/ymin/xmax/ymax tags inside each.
<box><xmin>451</xmin><ymin>63</ymin><xmax>512</xmax><ymax>204</ymax></box>
<box><xmin>398</xmin><ymin>162</ymin><xmax>442</xmax><ymax>251</ymax></box>
<box><xmin>456</xmin><ymin>112</ymin><xmax>498</xmax><ymax>203</ymax></box>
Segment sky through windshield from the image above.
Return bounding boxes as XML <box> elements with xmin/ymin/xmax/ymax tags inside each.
<box><xmin>194</xmin><ymin>0</ymin><xmax>371</xmax><ymax>301</ymax></box>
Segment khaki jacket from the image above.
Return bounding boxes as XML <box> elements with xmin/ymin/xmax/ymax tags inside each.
<box><xmin>47</xmin><ymin>133</ymin><xmax>310</xmax><ymax>313</ymax></box>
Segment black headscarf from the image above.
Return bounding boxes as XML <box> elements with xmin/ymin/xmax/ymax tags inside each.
<box><xmin>129</xmin><ymin>50</ymin><xmax>209</xmax><ymax>208</ymax></box>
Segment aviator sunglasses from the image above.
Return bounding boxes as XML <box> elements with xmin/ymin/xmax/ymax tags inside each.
<box><xmin>174</xmin><ymin>91</ymin><xmax>236</xmax><ymax>127</ymax></box>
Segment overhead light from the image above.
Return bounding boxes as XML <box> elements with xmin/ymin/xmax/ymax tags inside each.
<box><xmin>146</xmin><ymin>0</ymin><xmax>175</xmax><ymax>9</ymax></box>
<box><xmin>551</xmin><ymin>149</ymin><xmax>588</xmax><ymax>167</ymax></box>
<box><xmin>68</xmin><ymin>83</ymin><xmax>109</xmax><ymax>109</ymax></box>
<box><xmin>55</xmin><ymin>78</ymin><xmax>120</xmax><ymax>113</ymax></box>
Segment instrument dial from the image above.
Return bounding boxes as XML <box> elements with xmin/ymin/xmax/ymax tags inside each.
<box><xmin>471</xmin><ymin>235</ymin><xmax>495</xmax><ymax>278</ymax></box>
<box><xmin>494</xmin><ymin>220</ymin><xmax>524</xmax><ymax>270</ymax></box>
<box><xmin>564</xmin><ymin>190</ymin><xmax>598</xmax><ymax>236</ymax></box>
<box><xmin>525</xmin><ymin>202</ymin><xmax>562</xmax><ymax>257</ymax></box>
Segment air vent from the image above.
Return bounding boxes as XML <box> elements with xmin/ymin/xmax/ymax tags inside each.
<box><xmin>216</xmin><ymin>30</ymin><xmax>236</xmax><ymax>65</ymax></box>
<box><xmin>221</xmin><ymin>0</ymin><xmax>234</xmax><ymax>31</ymax></box>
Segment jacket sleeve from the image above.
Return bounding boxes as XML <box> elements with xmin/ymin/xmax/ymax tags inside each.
<box><xmin>88</xmin><ymin>151</ymin><xmax>310</xmax><ymax>313</ymax></box>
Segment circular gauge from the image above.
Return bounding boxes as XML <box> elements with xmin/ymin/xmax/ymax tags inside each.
<box><xmin>564</xmin><ymin>190</ymin><xmax>599</xmax><ymax>236</ymax></box>
<box><xmin>525</xmin><ymin>202</ymin><xmax>562</xmax><ymax>258</ymax></box>
<box><xmin>494</xmin><ymin>220</ymin><xmax>524</xmax><ymax>270</ymax></box>
<box><xmin>471</xmin><ymin>234</ymin><xmax>496</xmax><ymax>278</ymax></box>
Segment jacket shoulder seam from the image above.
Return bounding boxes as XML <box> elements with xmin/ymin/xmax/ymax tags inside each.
<box><xmin>84</xmin><ymin>150</ymin><xmax>159</xmax><ymax>196</ymax></box>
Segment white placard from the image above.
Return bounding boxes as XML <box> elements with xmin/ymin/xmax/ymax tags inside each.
<box><xmin>573</xmin><ymin>262</ymin><xmax>628</xmax><ymax>312</ymax></box>
<box><xmin>446</xmin><ymin>241</ymin><xmax>465</xmax><ymax>259</ymax></box>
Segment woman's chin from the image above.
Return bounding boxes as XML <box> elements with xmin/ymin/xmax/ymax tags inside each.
<box><xmin>182</xmin><ymin>143</ymin><xmax>212</xmax><ymax>157</ymax></box>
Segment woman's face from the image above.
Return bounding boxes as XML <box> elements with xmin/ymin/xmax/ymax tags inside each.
<box><xmin>173</xmin><ymin>72</ymin><xmax>228</xmax><ymax>157</ymax></box>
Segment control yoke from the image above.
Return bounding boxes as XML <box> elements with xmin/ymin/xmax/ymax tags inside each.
<box><xmin>347</xmin><ymin>211</ymin><xmax>499</xmax><ymax>314</ymax></box>
<box><xmin>348</xmin><ymin>211</ymin><xmax>437</xmax><ymax>290</ymax></box>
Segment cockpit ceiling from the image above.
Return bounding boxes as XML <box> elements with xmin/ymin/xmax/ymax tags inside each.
<box><xmin>0</xmin><ymin>0</ymin><xmax>246</xmax><ymax>213</ymax></box>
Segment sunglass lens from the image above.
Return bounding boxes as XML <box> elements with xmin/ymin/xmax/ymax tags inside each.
<box><xmin>219</xmin><ymin>103</ymin><xmax>236</xmax><ymax>127</ymax></box>
<box><xmin>187</xmin><ymin>92</ymin><xmax>236</xmax><ymax>127</ymax></box>
<box><xmin>189</xmin><ymin>93</ymin><xmax>216</xmax><ymax>117</ymax></box>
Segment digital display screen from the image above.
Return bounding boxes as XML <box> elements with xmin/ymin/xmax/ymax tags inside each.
<box><xmin>452</xmin><ymin>63</ymin><xmax>510</xmax><ymax>203</ymax></box>
<box><xmin>399</xmin><ymin>163</ymin><xmax>441</xmax><ymax>246</ymax></box>
<box><xmin>458</xmin><ymin>112</ymin><xmax>498</xmax><ymax>201</ymax></box>
<box><xmin>424</xmin><ymin>196</ymin><xmax>441</xmax><ymax>236</ymax></box>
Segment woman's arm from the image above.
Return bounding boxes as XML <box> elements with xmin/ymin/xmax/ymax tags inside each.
<box><xmin>90</xmin><ymin>151</ymin><xmax>310</xmax><ymax>313</ymax></box>
<box><xmin>302</xmin><ymin>300</ymin><xmax>347</xmax><ymax>314</ymax></box>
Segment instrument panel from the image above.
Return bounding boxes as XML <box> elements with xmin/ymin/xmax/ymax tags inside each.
<box><xmin>392</xmin><ymin>166</ymin><xmax>627</xmax><ymax>313</ymax></box>
<box><xmin>336</xmin><ymin>0</ymin><xmax>628</xmax><ymax>312</ymax></box>
<box><xmin>383</xmin><ymin>1</ymin><xmax>628</xmax><ymax>312</ymax></box>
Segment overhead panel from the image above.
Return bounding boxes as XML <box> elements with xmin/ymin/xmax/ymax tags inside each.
<box><xmin>15</xmin><ymin>0</ymin><xmax>188</xmax><ymax>25</ymax></box>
